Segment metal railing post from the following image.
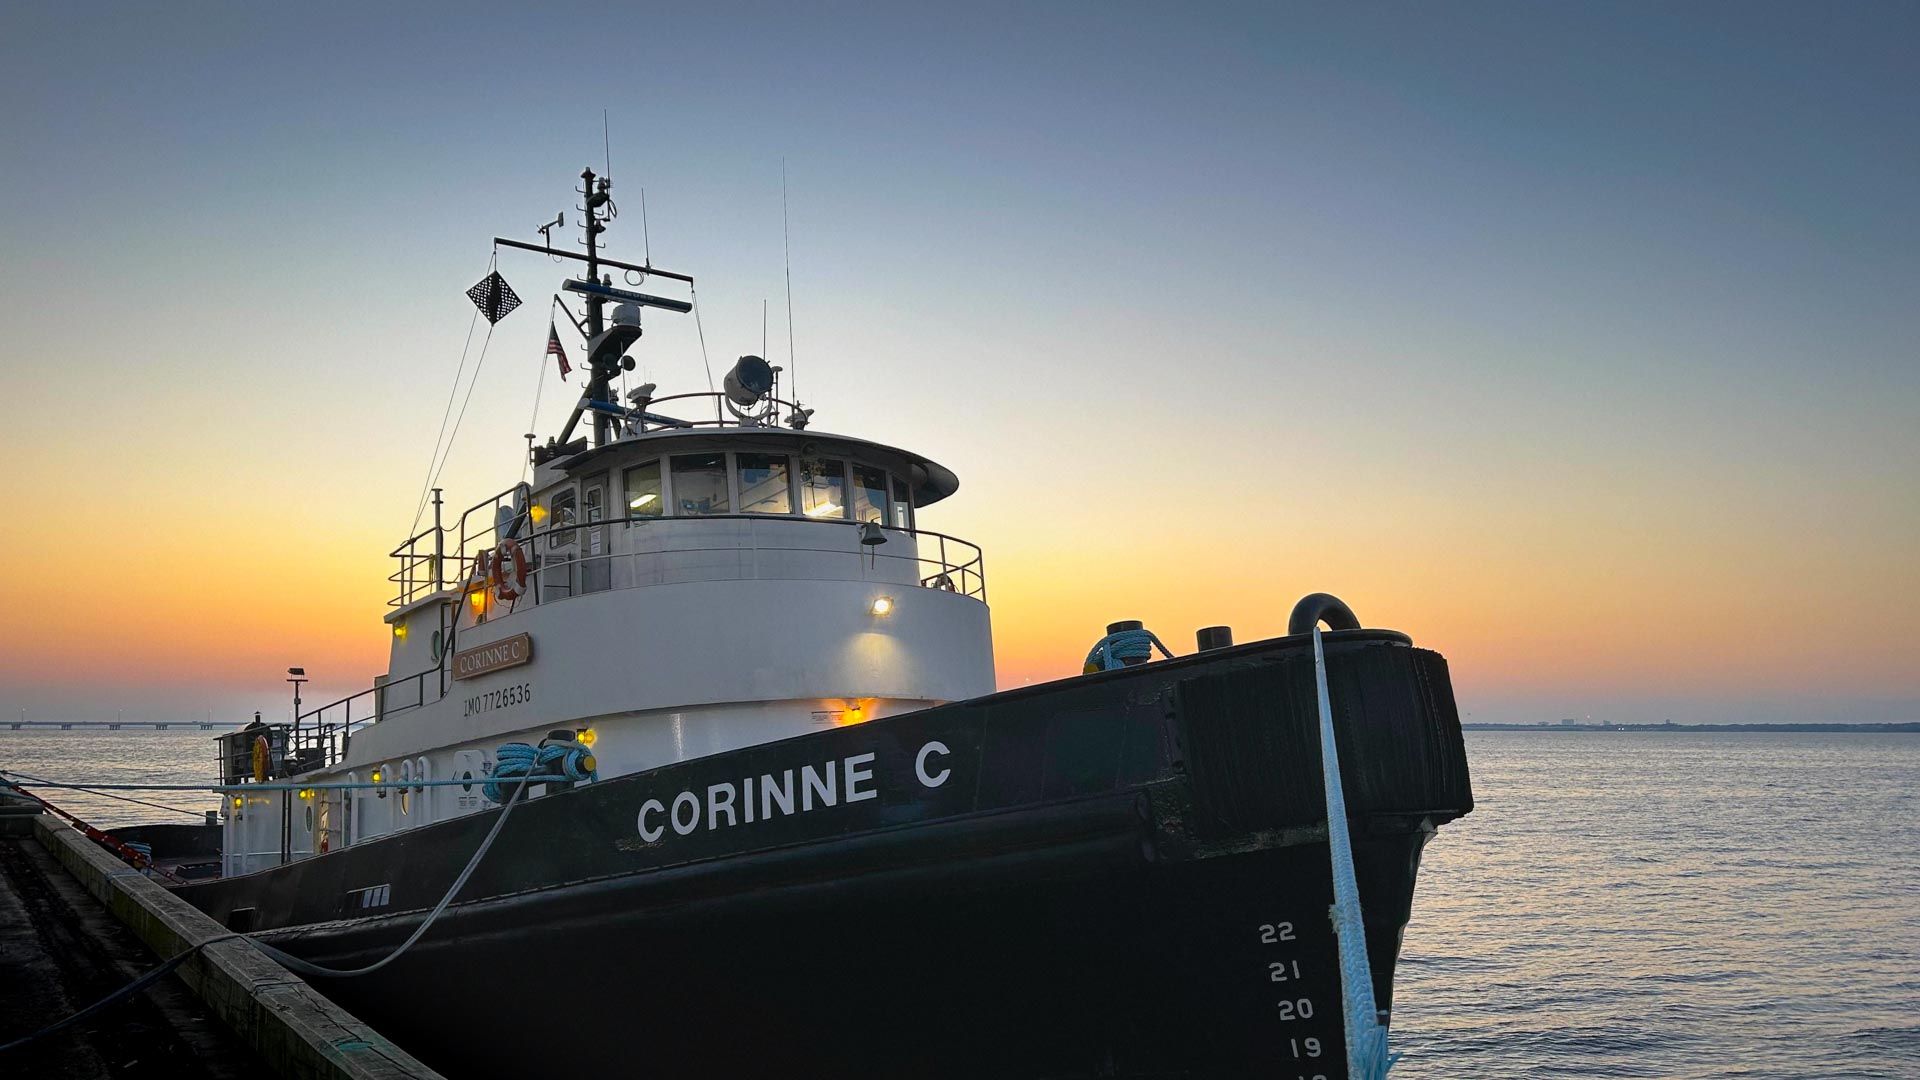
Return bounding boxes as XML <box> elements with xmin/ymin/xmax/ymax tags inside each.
<box><xmin>432</xmin><ymin>488</ymin><xmax>445</xmax><ymax>591</ymax></box>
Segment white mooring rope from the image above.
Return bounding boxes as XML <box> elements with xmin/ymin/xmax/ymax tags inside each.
<box><xmin>1312</xmin><ymin>626</ymin><xmax>1398</xmax><ymax>1079</ymax></box>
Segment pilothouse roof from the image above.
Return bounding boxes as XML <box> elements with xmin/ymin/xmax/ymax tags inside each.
<box><xmin>545</xmin><ymin>425</ymin><xmax>961</xmax><ymax>508</ymax></box>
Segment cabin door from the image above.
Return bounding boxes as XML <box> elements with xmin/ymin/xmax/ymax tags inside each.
<box><xmin>582</xmin><ymin>473</ymin><xmax>610</xmax><ymax>593</ymax></box>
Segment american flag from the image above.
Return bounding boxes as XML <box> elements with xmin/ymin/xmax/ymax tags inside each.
<box><xmin>546</xmin><ymin>319</ymin><xmax>571</xmax><ymax>380</ymax></box>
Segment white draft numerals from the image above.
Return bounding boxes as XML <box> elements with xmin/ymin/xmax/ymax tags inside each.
<box><xmin>1255</xmin><ymin>919</ymin><xmax>1321</xmax><ymax>1043</ymax></box>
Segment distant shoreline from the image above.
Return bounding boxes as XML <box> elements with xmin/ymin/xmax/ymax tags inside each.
<box><xmin>1463</xmin><ymin>722</ymin><xmax>1919</xmax><ymax>733</ymax></box>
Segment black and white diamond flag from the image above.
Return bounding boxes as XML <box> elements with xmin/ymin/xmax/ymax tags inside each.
<box><xmin>466</xmin><ymin>271</ymin><xmax>523</xmax><ymax>324</ymax></box>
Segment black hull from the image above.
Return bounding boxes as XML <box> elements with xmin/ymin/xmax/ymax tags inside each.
<box><xmin>173</xmin><ymin>630</ymin><xmax>1472</xmax><ymax>1078</ymax></box>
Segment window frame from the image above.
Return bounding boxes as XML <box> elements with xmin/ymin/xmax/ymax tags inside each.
<box><xmin>621</xmin><ymin>458</ymin><xmax>665</xmax><ymax>526</ymax></box>
<box><xmin>669</xmin><ymin>452</ymin><xmax>733</xmax><ymax>517</ymax></box>
<box><xmin>547</xmin><ymin>487</ymin><xmax>578</xmax><ymax>549</ymax></box>
<box><xmin>851</xmin><ymin>463</ymin><xmax>890</xmax><ymax>525</ymax></box>
<box><xmin>797</xmin><ymin>455</ymin><xmax>850</xmax><ymax>520</ymax></box>
<box><xmin>735</xmin><ymin>451</ymin><xmax>796</xmax><ymax>516</ymax></box>
<box><xmin>890</xmin><ymin>476</ymin><xmax>914</xmax><ymax>531</ymax></box>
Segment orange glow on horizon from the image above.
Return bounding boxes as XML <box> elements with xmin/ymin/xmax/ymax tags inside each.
<box><xmin>1</xmin><ymin>474</ymin><xmax>1914</xmax><ymax>723</ymax></box>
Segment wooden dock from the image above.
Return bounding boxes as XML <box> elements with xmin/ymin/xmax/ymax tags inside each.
<box><xmin>0</xmin><ymin>793</ymin><xmax>443</xmax><ymax>1079</ymax></box>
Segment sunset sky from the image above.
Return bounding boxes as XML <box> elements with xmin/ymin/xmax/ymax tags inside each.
<box><xmin>1</xmin><ymin>4</ymin><xmax>1914</xmax><ymax>725</ymax></box>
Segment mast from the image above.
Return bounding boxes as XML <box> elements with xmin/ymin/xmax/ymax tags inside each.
<box><xmin>581</xmin><ymin>168</ymin><xmax>613</xmax><ymax>446</ymax></box>
<box><xmin>510</xmin><ymin>166</ymin><xmax>693</xmax><ymax>454</ymax></box>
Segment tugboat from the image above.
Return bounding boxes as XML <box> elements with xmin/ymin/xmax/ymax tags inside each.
<box><xmin>169</xmin><ymin>166</ymin><xmax>1474</xmax><ymax>1078</ymax></box>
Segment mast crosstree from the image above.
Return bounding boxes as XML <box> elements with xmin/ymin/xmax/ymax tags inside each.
<box><xmin>493</xmin><ymin>167</ymin><xmax>695</xmax><ymax>452</ymax></box>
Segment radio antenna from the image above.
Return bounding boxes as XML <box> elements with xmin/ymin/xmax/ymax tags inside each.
<box><xmin>783</xmin><ymin>158</ymin><xmax>797</xmax><ymax>404</ymax></box>
<box><xmin>602</xmin><ymin>109</ymin><xmax>612</xmax><ymax>179</ymax></box>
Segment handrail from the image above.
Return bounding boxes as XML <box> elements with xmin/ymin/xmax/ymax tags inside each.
<box><xmin>397</xmin><ymin>511</ymin><xmax>987</xmax><ymax>607</ymax></box>
<box><xmin>613</xmin><ymin>390</ymin><xmax>808</xmax><ymax>432</ymax></box>
<box><xmin>486</xmin><ymin>514</ymin><xmax>984</xmax><ymax>600</ymax></box>
<box><xmin>220</xmin><ymin>664</ymin><xmax>448</xmax><ymax>776</ymax></box>
<box><xmin>296</xmin><ymin>664</ymin><xmax>440</xmax><ymax>729</ymax></box>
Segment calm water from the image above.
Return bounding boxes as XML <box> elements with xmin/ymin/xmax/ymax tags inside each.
<box><xmin>3</xmin><ymin>728</ymin><xmax>1916</xmax><ymax>1076</ymax></box>
<box><xmin>0</xmin><ymin>727</ymin><xmax>228</xmax><ymax>826</ymax></box>
<box><xmin>1395</xmin><ymin>732</ymin><xmax>1920</xmax><ymax>1079</ymax></box>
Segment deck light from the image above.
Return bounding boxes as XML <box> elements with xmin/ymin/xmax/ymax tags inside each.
<box><xmin>870</xmin><ymin>596</ymin><xmax>894</xmax><ymax>616</ymax></box>
<box><xmin>577</xmin><ymin>727</ymin><xmax>598</xmax><ymax>748</ymax></box>
<box><xmin>393</xmin><ymin>623</ymin><xmax>407</xmax><ymax>641</ymax></box>
<box><xmin>371</xmin><ymin>768</ymin><xmax>383</xmax><ymax>784</ymax></box>
<box><xmin>530</xmin><ymin>503</ymin><xmax>549</xmax><ymax>525</ymax></box>
<box><xmin>232</xmin><ymin>795</ymin><xmax>243</xmax><ymax>808</ymax></box>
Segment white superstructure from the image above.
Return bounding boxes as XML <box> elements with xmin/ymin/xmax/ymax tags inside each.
<box><xmin>219</xmin><ymin>170</ymin><xmax>993</xmax><ymax>874</ymax></box>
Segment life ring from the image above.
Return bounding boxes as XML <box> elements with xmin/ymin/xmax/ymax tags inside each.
<box><xmin>251</xmin><ymin>735</ymin><xmax>270</xmax><ymax>784</ymax></box>
<box><xmin>493</xmin><ymin>538</ymin><xmax>530</xmax><ymax>601</ymax></box>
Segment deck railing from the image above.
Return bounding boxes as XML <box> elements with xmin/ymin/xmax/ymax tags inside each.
<box><xmin>460</xmin><ymin>514</ymin><xmax>985</xmax><ymax>615</ymax></box>
<box><xmin>396</xmin><ymin>510</ymin><xmax>985</xmax><ymax>608</ymax></box>
<box><xmin>237</xmin><ymin>666</ymin><xmax>444</xmax><ymax>776</ymax></box>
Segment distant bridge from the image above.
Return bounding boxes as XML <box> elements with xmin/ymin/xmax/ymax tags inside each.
<box><xmin>8</xmin><ymin>721</ymin><xmax>242</xmax><ymax>731</ymax></box>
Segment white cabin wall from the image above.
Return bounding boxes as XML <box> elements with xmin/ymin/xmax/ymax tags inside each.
<box><xmin>348</xmin><ymin>576</ymin><xmax>990</xmax><ymax>771</ymax></box>
<box><xmin>384</xmin><ymin>596</ymin><xmax>449</xmax><ymax>691</ymax></box>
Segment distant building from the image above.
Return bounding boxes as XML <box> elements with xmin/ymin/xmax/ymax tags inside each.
<box><xmin>1560</xmin><ymin>718</ymin><xmax>1578</xmax><ymax>726</ymax></box>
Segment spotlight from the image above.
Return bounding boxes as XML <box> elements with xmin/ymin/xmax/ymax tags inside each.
<box><xmin>723</xmin><ymin>355</ymin><xmax>775</xmax><ymax>405</ymax></box>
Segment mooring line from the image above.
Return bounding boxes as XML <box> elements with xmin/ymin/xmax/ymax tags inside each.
<box><xmin>1312</xmin><ymin>626</ymin><xmax>1398</xmax><ymax>1078</ymax></box>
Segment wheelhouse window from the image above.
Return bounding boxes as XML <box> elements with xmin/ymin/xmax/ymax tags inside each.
<box><xmin>623</xmin><ymin>461</ymin><xmax>663</xmax><ymax>523</ymax></box>
<box><xmin>547</xmin><ymin>489</ymin><xmax>577</xmax><ymax>549</ymax></box>
<box><xmin>852</xmin><ymin>465</ymin><xmax>888</xmax><ymax>525</ymax></box>
<box><xmin>891</xmin><ymin>478</ymin><xmax>913</xmax><ymax>530</ymax></box>
<box><xmin>798</xmin><ymin>457</ymin><xmax>847</xmax><ymax>519</ymax></box>
<box><xmin>737</xmin><ymin>453</ymin><xmax>793</xmax><ymax>515</ymax></box>
<box><xmin>671</xmin><ymin>454</ymin><xmax>730</xmax><ymax>516</ymax></box>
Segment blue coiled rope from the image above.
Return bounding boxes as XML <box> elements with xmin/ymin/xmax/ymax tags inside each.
<box><xmin>483</xmin><ymin>741</ymin><xmax>596</xmax><ymax>804</ymax></box>
<box><xmin>1082</xmin><ymin>627</ymin><xmax>1175</xmax><ymax>673</ymax></box>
